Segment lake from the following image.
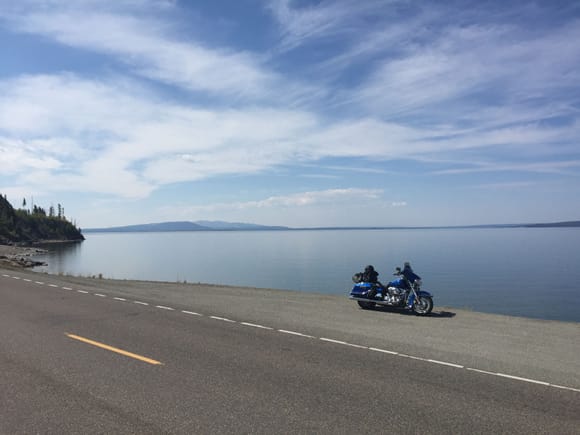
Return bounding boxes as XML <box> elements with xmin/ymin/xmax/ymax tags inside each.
<box><xmin>32</xmin><ymin>228</ymin><xmax>580</xmax><ymax>322</ymax></box>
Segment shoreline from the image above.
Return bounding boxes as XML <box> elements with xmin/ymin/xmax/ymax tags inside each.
<box><xmin>2</xmin><ymin>243</ymin><xmax>578</xmax><ymax>325</ymax></box>
<box><xmin>0</xmin><ymin>244</ymin><xmax>47</xmax><ymax>268</ymax></box>
<box><xmin>3</xmin><ymin>256</ymin><xmax>578</xmax><ymax>326</ymax></box>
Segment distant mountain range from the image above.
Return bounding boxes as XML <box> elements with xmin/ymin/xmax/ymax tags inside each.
<box><xmin>84</xmin><ymin>220</ymin><xmax>289</xmax><ymax>233</ymax></box>
<box><xmin>83</xmin><ymin>219</ymin><xmax>580</xmax><ymax>233</ymax></box>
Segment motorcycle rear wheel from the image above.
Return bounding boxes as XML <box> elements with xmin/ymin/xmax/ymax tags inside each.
<box><xmin>413</xmin><ymin>296</ymin><xmax>433</xmax><ymax>315</ymax></box>
<box><xmin>357</xmin><ymin>301</ymin><xmax>376</xmax><ymax>310</ymax></box>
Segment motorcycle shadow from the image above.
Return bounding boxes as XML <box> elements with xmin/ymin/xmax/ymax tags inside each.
<box><xmin>374</xmin><ymin>305</ymin><xmax>456</xmax><ymax>318</ymax></box>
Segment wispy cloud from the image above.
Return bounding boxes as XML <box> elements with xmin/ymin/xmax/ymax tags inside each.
<box><xmin>160</xmin><ymin>188</ymin><xmax>383</xmax><ymax>216</ymax></box>
<box><xmin>1</xmin><ymin>3</ymin><xmax>284</xmax><ymax>101</ymax></box>
<box><xmin>434</xmin><ymin>160</ymin><xmax>580</xmax><ymax>176</ymax></box>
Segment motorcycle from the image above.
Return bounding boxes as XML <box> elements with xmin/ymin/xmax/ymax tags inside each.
<box><xmin>349</xmin><ymin>266</ymin><xmax>434</xmax><ymax>315</ymax></box>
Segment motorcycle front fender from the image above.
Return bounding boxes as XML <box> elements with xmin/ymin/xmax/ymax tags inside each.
<box><xmin>417</xmin><ymin>290</ymin><xmax>433</xmax><ymax>298</ymax></box>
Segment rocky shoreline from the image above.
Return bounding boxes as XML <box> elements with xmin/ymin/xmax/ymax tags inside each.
<box><xmin>0</xmin><ymin>244</ymin><xmax>47</xmax><ymax>268</ymax></box>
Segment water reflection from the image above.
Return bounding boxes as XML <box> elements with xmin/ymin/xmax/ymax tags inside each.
<box><xmin>33</xmin><ymin>241</ymin><xmax>84</xmax><ymax>275</ymax></box>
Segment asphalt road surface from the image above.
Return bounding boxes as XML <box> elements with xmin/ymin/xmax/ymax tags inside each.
<box><xmin>1</xmin><ymin>269</ymin><xmax>579</xmax><ymax>434</ymax></box>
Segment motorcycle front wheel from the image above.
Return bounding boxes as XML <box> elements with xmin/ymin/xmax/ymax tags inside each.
<box><xmin>357</xmin><ymin>301</ymin><xmax>376</xmax><ymax>310</ymax></box>
<box><xmin>413</xmin><ymin>296</ymin><xmax>433</xmax><ymax>315</ymax></box>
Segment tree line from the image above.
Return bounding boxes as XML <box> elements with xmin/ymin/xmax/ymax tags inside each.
<box><xmin>0</xmin><ymin>194</ymin><xmax>84</xmax><ymax>244</ymax></box>
<box><xmin>20</xmin><ymin>197</ymin><xmax>69</xmax><ymax>221</ymax></box>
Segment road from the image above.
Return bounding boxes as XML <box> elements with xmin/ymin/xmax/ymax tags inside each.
<box><xmin>1</xmin><ymin>268</ymin><xmax>579</xmax><ymax>434</ymax></box>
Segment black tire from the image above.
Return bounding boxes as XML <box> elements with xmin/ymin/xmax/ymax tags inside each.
<box><xmin>413</xmin><ymin>296</ymin><xmax>433</xmax><ymax>315</ymax></box>
<box><xmin>357</xmin><ymin>301</ymin><xmax>376</xmax><ymax>310</ymax></box>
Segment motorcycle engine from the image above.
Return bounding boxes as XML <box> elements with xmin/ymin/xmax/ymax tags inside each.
<box><xmin>387</xmin><ymin>286</ymin><xmax>403</xmax><ymax>304</ymax></box>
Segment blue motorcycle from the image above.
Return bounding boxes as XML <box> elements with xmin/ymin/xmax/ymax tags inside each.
<box><xmin>349</xmin><ymin>265</ymin><xmax>434</xmax><ymax>315</ymax></box>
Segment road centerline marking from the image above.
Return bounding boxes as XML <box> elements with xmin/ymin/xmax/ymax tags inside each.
<box><xmin>66</xmin><ymin>333</ymin><xmax>163</xmax><ymax>365</ymax></box>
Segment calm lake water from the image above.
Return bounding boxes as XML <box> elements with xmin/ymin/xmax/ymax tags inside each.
<box><xmin>33</xmin><ymin>228</ymin><xmax>580</xmax><ymax>322</ymax></box>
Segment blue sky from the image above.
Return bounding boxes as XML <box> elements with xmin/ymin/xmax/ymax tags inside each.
<box><xmin>1</xmin><ymin>0</ymin><xmax>579</xmax><ymax>228</ymax></box>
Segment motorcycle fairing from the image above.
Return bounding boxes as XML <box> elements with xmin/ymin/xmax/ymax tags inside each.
<box><xmin>350</xmin><ymin>282</ymin><xmax>373</xmax><ymax>297</ymax></box>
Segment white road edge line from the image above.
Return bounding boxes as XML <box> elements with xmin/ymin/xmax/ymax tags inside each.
<box><xmin>495</xmin><ymin>373</ymin><xmax>550</xmax><ymax>386</ymax></box>
<box><xmin>318</xmin><ymin>338</ymin><xmax>368</xmax><ymax>349</ymax></box>
<box><xmin>466</xmin><ymin>367</ymin><xmax>499</xmax><ymax>376</ymax></box>
<box><xmin>398</xmin><ymin>354</ymin><xmax>428</xmax><ymax>362</ymax></box>
<box><xmin>320</xmin><ymin>338</ymin><xmax>347</xmax><ymax>345</ymax></box>
<box><xmin>466</xmin><ymin>368</ymin><xmax>562</xmax><ymax>388</ymax></box>
<box><xmin>369</xmin><ymin>347</ymin><xmax>399</xmax><ymax>355</ymax></box>
<box><xmin>552</xmin><ymin>384</ymin><xmax>580</xmax><ymax>393</ymax></box>
<box><xmin>156</xmin><ymin>305</ymin><xmax>175</xmax><ymax>311</ymax></box>
<box><xmin>278</xmin><ymin>329</ymin><xmax>314</xmax><ymax>338</ymax></box>
<box><xmin>428</xmin><ymin>359</ymin><xmax>465</xmax><ymax>369</ymax></box>
<box><xmin>182</xmin><ymin>310</ymin><xmax>202</xmax><ymax>316</ymax></box>
<box><xmin>241</xmin><ymin>322</ymin><xmax>273</xmax><ymax>330</ymax></box>
<box><xmin>210</xmin><ymin>316</ymin><xmax>235</xmax><ymax>322</ymax></box>
<box><xmin>344</xmin><ymin>342</ymin><xmax>368</xmax><ymax>349</ymax></box>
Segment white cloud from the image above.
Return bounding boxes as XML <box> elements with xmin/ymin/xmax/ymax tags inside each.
<box><xmin>0</xmin><ymin>137</ymin><xmax>63</xmax><ymax>174</ymax></box>
<box><xmin>1</xmin><ymin>71</ymin><xmax>577</xmax><ymax>202</ymax></box>
<box><xmin>1</xmin><ymin>4</ymin><xmax>293</xmax><ymax>102</ymax></box>
<box><xmin>354</xmin><ymin>20</ymin><xmax>580</xmax><ymax>121</ymax></box>
<box><xmin>159</xmin><ymin>188</ymin><xmax>384</xmax><ymax>217</ymax></box>
<box><xmin>250</xmin><ymin>188</ymin><xmax>383</xmax><ymax>208</ymax></box>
